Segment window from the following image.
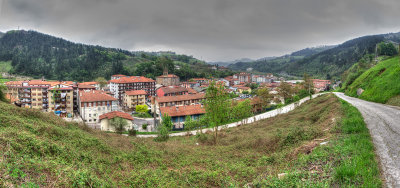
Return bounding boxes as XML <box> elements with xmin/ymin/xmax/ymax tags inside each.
<box><xmin>98</xmin><ymin>107</ymin><xmax>101</xmax><ymax>111</ymax></box>
<box><xmin>89</xmin><ymin>114</ymin><xmax>91</xmax><ymax>117</ymax></box>
<box><xmin>89</xmin><ymin>119</ymin><xmax>92</xmax><ymax>122</ymax></box>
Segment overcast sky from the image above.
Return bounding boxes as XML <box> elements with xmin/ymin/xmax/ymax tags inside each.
<box><xmin>1</xmin><ymin>0</ymin><xmax>400</xmax><ymax>61</ymax></box>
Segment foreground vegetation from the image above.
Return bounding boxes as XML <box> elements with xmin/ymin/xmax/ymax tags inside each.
<box><xmin>345</xmin><ymin>56</ymin><xmax>400</xmax><ymax>106</ymax></box>
<box><xmin>0</xmin><ymin>94</ymin><xmax>381</xmax><ymax>187</ymax></box>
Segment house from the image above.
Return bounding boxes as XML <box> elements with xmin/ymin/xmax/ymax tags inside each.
<box><xmin>159</xmin><ymin>104</ymin><xmax>205</xmax><ymax>129</ymax></box>
<box><xmin>78</xmin><ymin>90</ymin><xmax>118</xmax><ymax>123</ymax></box>
<box><xmin>312</xmin><ymin>79</ymin><xmax>331</xmax><ymax>92</ymax></box>
<box><xmin>156</xmin><ymin>86</ymin><xmax>188</xmax><ymax>97</ymax></box>
<box><xmin>225</xmin><ymin>76</ymin><xmax>240</xmax><ymax>86</ymax></box>
<box><xmin>109</xmin><ymin>76</ymin><xmax>156</xmax><ymax>102</ymax></box>
<box><xmin>237</xmin><ymin>86</ymin><xmax>251</xmax><ymax>93</ymax></box>
<box><xmin>156</xmin><ymin>72</ymin><xmax>180</xmax><ymax>86</ymax></box>
<box><xmin>99</xmin><ymin>111</ymin><xmax>134</xmax><ymax>132</ymax></box>
<box><xmin>192</xmin><ymin>78</ymin><xmax>208</xmax><ymax>85</ymax></box>
<box><xmin>123</xmin><ymin>90</ymin><xmax>147</xmax><ymax>110</ymax></box>
<box><xmin>153</xmin><ymin>93</ymin><xmax>205</xmax><ymax>115</ymax></box>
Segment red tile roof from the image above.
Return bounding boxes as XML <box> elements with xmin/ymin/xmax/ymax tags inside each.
<box><xmin>80</xmin><ymin>90</ymin><xmax>117</xmax><ymax>102</ymax></box>
<box><xmin>110</xmin><ymin>76</ymin><xmax>155</xmax><ymax>84</ymax></box>
<box><xmin>187</xmin><ymin>88</ymin><xmax>197</xmax><ymax>94</ymax></box>
<box><xmin>80</xmin><ymin>81</ymin><xmax>99</xmax><ymax>85</ymax></box>
<box><xmin>78</xmin><ymin>84</ymin><xmax>96</xmax><ymax>89</ymax></box>
<box><xmin>159</xmin><ymin>86</ymin><xmax>188</xmax><ymax>94</ymax></box>
<box><xmin>160</xmin><ymin>104</ymin><xmax>205</xmax><ymax>117</ymax></box>
<box><xmin>99</xmin><ymin>111</ymin><xmax>134</xmax><ymax>121</ymax></box>
<box><xmin>125</xmin><ymin>90</ymin><xmax>147</xmax><ymax>96</ymax></box>
<box><xmin>156</xmin><ymin>93</ymin><xmax>205</xmax><ymax>103</ymax></box>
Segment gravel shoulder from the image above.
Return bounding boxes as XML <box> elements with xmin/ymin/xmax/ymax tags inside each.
<box><xmin>334</xmin><ymin>92</ymin><xmax>400</xmax><ymax>187</ymax></box>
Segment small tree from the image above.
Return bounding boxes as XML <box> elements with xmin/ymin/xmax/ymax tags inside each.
<box><xmin>110</xmin><ymin>117</ymin><xmax>128</xmax><ymax>134</ymax></box>
<box><xmin>302</xmin><ymin>73</ymin><xmax>314</xmax><ymax>96</ymax></box>
<box><xmin>136</xmin><ymin>105</ymin><xmax>148</xmax><ymax>113</ymax></box>
<box><xmin>184</xmin><ymin>115</ymin><xmax>194</xmax><ymax>131</ymax></box>
<box><xmin>155</xmin><ymin>113</ymin><xmax>172</xmax><ymax>142</ymax></box>
<box><xmin>257</xmin><ymin>87</ymin><xmax>273</xmax><ymax>109</ymax></box>
<box><xmin>277</xmin><ymin>82</ymin><xmax>293</xmax><ymax>103</ymax></box>
<box><xmin>94</xmin><ymin>77</ymin><xmax>108</xmax><ymax>88</ymax></box>
<box><xmin>204</xmin><ymin>81</ymin><xmax>230</xmax><ymax>145</ymax></box>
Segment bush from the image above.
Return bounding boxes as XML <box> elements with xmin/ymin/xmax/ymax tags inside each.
<box><xmin>154</xmin><ymin>126</ymin><xmax>169</xmax><ymax>142</ymax></box>
<box><xmin>128</xmin><ymin>129</ymin><xmax>137</xmax><ymax>136</ymax></box>
<box><xmin>142</xmin><ymin>124</ymin><xmax>148</xmax><ymax>130</ymax></box>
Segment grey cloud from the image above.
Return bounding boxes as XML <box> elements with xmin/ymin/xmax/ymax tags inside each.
<box><xmin>0</xmin><ymin>0</ymin><xmax>400</xmax><ymax>61</ymax></box>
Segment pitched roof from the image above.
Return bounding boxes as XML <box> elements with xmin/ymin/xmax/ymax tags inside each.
<box><xmin>78</xmin><ymin>84</ymin><xmax>96</xmax><ymax>89</ymax></box>
<box><xmin>160</xmin><ymin>104</ymin><xmax>205</xmax><ymax>117</ymax></box>
<box><xmin>125</xmin><ymin>90</ymin><xmax>147</xmax><ymax>96</ymax></box>
<box><xmin>99</xmin><ymin>111</ymin><xmax>134</xmax><ymax>121</ymax></box>
<box><xmin>159</xmin><ymin>86</ymin><xmax>188</xmax><ymax>94</ymax></box>
<box><xmin>80</xmin><ymin>81</ymin><xmax>99</xmax><ymax>85</ymax></box>
<box><xmin>80</xmin><ymin>90</ymin><xmax>117</xmax><ymax>102</ymax></box>
<box><xmin>187</xmin><ymin>88</ymin><xmax>197</xmax><ymax>94</ymax></box>
<box><xmin>110</xmin><ymin>76</ymin><xmax>155</xmax><ymax>84</ymax></box>
<box><xmin>156</xmin><ymin>93</ymin><xmax>205</xmax><ymax>103</ymax></box>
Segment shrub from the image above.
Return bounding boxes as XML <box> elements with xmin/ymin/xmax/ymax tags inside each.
<box><xmin>154</xmin><ymin>125</ymin><xmax>169</xmax><ymax>142</ymax></box>
<box><xmin>128</xmin><ymin>129</ymin><xmax>137</xmax><ymax>136</ymax></box>
<box><xmin>142</xmin><ymin>124</ymin><xmax>148</xmax><ymax>130</ymax></box>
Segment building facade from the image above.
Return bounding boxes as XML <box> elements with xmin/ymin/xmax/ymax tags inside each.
<box><xmin>123</xmin><ymin>90</ymin><xmax>147</xmax><ymax>110</ymax></box>
<box><xmin>78</xmin><ymin>90</ymin><xmax>118</xmax><ymax>123</ymax></box>
<box><xmin>109</xmin><ymin>76</ymin><xmax>156</xmax><ymax>102</ymax></box>
<box><xmin>156</xmin><ymin>74</ymin><xmax>180</xmax><ymax>86</ymax></box>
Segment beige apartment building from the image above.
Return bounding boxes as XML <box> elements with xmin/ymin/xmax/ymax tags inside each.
<box><xmin>123</xmin><ymin>90</ymin><xmax>147</xmax><ymax>110</ymax></box>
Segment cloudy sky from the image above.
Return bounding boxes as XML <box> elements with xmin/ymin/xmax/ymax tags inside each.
<box><xmin>1</xmin><ymin>0</ymin><xmax>400</xmax><ymax>61</ymax></box>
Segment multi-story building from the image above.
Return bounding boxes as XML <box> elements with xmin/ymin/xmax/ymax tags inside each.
<box><xmin>123</xmin><ymin>90</ymin><xmax>147</xmax><ymax>110</ymax></box>
<box><xmin>312</xmin><ymin>79</ymin><xmax>331</xmax><ymax>93</ymax></box>
<box><xmin>78</xmin><ymin>90</ymin><xmax>118</xmax><ymax>123</ymax></box>
<box><xmin>109</xmin><ymin>76</ymin><xmax>156</xmax><ymax>102</ymax></box>
<box><xmin>156</xmin><ymin>86</ymin><xmax>188</xmax><ymax>97</ymax></box>
<box><xmin>233</xmin><ymin>72</ymin><xmax>252</xmax><ymax>83</ymax></box>
<box><xmin>5</xmin><ymin>80</ymin><xmax>52</xmax><ymax>111</ymax></box>
<box><xmin>48</xmin><ymin>84</ymin><xmax>74</xmax><ymax>117</ymax></box>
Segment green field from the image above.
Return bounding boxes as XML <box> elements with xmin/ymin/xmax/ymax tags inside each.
<box><xmin>0</xmin><ymin>94</ymin><xmax>381</xmax><ymax>187</ymax></box>
<box><xmin>345</xmin><ymin>56</ymin><xmax>400</xmax><ymax>105</ymax></box>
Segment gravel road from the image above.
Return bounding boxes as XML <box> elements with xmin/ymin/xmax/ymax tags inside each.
<box><xmin>334</xmin><ymin>92</ymin><xmax>400</xmax><ymax>187</ymax></box>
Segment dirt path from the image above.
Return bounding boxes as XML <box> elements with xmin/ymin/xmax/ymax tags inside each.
<box><xmin>334</xmin><ymin>92</ymin><xmax>400</xmax><ymax>187</ymax></box>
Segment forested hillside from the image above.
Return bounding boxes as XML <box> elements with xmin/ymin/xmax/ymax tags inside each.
<box><xmin>0</xmin><ymin>30</ymin><xmax>233</xmax><ymax>81</ymax></box>
<box><xmin>229</xmin><ymin>33</ymin><xmax>400</xmax><ymax>79</ymax></box>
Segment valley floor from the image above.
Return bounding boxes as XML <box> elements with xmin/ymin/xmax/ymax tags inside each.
<box><xmin>0</xmin><ymin>94</ymin><xmax>382</xmax><ymax>187</ymax></box>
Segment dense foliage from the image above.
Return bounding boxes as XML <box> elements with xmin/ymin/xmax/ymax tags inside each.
<box><xmin>230</xmin><ymin>33</ymin><xmax>400</xmax><ymax>79</ymax></box>
<box><xmin>0</xmin><ymin>30</ymin><xmax>234</xmax><ymax>81</ymax></box>
<box><xmin>345</xmin><ymin>56</ymin><xmax>400</xmax><ymax>105</ymax></box>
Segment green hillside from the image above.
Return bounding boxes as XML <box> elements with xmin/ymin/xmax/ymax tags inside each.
<box><xmin>345</xmin><ymin>56</ymin><xmax>400</xmax><ymax>106</ymax></box>
<box><xmin>0</xmin><ymin>94</ymin><xmax>381</xmax><ymax>187</ymax></box>
<box><xmin>230</xmin><ymin>33</ymin><xmax>400</xmax><ymax>79</ymax></box>
<box><xmin>0</xmin><ymin>30</ymin><xmax>233</xmax><ymax>81</ymax></box>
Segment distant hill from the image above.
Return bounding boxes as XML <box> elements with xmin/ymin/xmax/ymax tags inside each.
<box><xmin>228</xmin><ymin>45</ymin><xmax>335</xmax><ymax>76</ymax></box>
<box><xmin>0</xmin><ymin>30</ymin><xmax>234</xmax><ymax>81</ymax></box>
<box><xmin>0</xmin><ymin>31</ymin><xmax>4</xmax><ymax>38</ymax></box>
<box><xmin>209</xmin><ymin>58</ymin><xmax>255</xmax><ymax>67</ymax></box>
<box><xmin>229</xmin><ymin>33</ymin><xmax>400</xmax><ymax>79</ymax></box>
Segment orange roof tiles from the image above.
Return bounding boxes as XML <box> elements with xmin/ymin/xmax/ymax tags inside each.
<box><xmin>99</xmin><ymin>111</ymin><xmax>134</xmax><ymax>121</ymax></box>
<box><xmin>80</xmin><ymin>81</ymin><xmax>99</xmax><ymax>85</ymax></box>
<box><xmin>112</xmin><ymin>74</ymin><xmax>126</xmax><ymax>77</ymax></box>
<box><xmin>159</xmin><ymin>86</ymin><xmax>188</xmax><ymax>94</ymax></box>
<box><xmin>80</xmin><ymin>90</ymin><xmax>117</xmax><ymax>102</ymax></box>
<box><xmin>160</xmin><ymin>104</ymin><xmax>205</xmax><ymax>117</ymax></box>
<box><xmin>125</xmin><ymin>90</ymin><xmax>147</xmax><ymax>96</ymax></box>
<box><xmin>156</xmin><ymin>93</ymin><xmax>205</xmax><ymax>103</ymax></box>
<box><xmin>110</xmin><ymin>76</ymin><xmax>155</xmax><ymax>84</ymax></box>
<box><xmin>78</xmin><ymin>84</ymin><xmax>96</xmax><ymax>89</ymax></box>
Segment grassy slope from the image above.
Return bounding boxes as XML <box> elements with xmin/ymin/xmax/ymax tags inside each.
<box><xmin>345</xmin><ymin>56</ymin><xmax>400</xmax><ymax>105</ymax></box>
<box><xmin>0</xmin><ymin>94</ymin><xmax>381</xmax><ymax>187</ymax></box>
